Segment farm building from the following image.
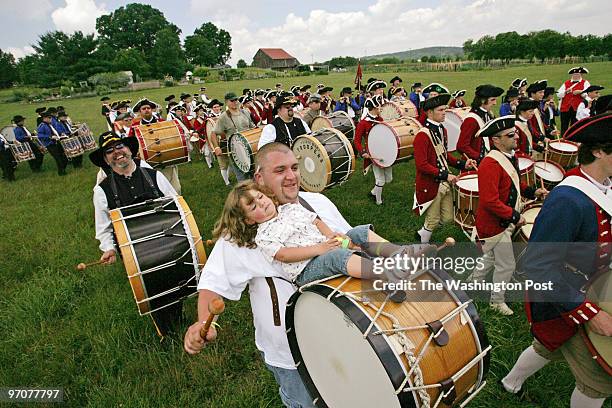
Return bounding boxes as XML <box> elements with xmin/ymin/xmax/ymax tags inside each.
<box><xmin>252</xmin><ymin>48</ymin><xmax>300</xmax><ymax>70</ymax></box>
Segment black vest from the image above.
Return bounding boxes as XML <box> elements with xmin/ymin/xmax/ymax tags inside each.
<box><xmin>271</xmin><ymin>116</ymin><xmax>307</xmax><ymax>147</ymax></box>
<box><xmin>99</xmin><ymin>164</ymin><xmax>162</xmax><ymax>209</ymax></box>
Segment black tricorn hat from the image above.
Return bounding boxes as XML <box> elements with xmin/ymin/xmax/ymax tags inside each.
<box><xmin>592</xmin><ymin>95</ymin><xmax>612</xmax><ymax>116</ymax></box>
<box><xmin>207</xmin><ymin>99</ymin><xmax>224</xmax><ymax>108</ymax></box>
<box><xmin>475</xmin><ymin>84</ymin><xmax>504</xmax><ymax>98</ymax></box>
<box><xmin>100</xmin><ymin>96</ymin><xmax>110</xmax><ymax>102</ymax></box>
<box><xmin>451</xmin><ymin>90</ymin><xmax>466</xmax><ymax>98</ymax></box>
<box><xmin>132</xmin><ymin>98</ymin><xmax>156</xmax><ymax>111</ymax></box>
<box><xmin>564</xmin><ymin>112</ymin><xmax>611</xmax><ymax>144</ymax></box>
<box><xmin>423</xmin><ymin>83</ymin><xmax>449</xmax><ymax>95</ymax></box>
<box><xmin>568</xmin><ymin>66</ymin><xmax>589</xmax><ymax>75</ymax></box>
<box><xmin>300</xmin><ymin>84</ymin><xmax>311</xmax><ymax>92</ymax></box>
<box><xmin>544</xmin><ymin>87</ymin><xmax>556</xmax><ymax>98</ymax></box>
<box><xmin>516</xmin><ymin>98</ymin><xmax>539</xmax><ymax>112</ymax></box>
<box><xmin>583</xmin><ymin>85</ymin><xmax>604</xmax><ymax>94</ymax></box>
<box><xmin>505</xmin><ymin>88</ymin><xmax>520</xmax><ymax>100</ymax></box>
<box><xmin>12</xmin><ymin>115</ymin><xmax>26</xmax><ymax>123</ymax></box>
<box><xmin>390</xmin><ymin>76</ymin><xmax>402</xmax><ymax>83</ymax></box>
<box><xmin>340</xmin><ymin>86</ymin><xmax>353</xmax><ymax>95</ymax></box>
<box><xmin>476</xmin><ymin>115</ymin><xmax>516</xmax><ymax>138</ymax></box>
<box><xmin>319</xmin><ymin>86</ymin><xmax>333</xmax><ymax>93</ymax></box>
<box><xmin>35</xmin><ymin>107</ymin><xmax>47</xmax><ymax>114</ymax></box>
<box><xmin>422</xmin><ymin>94</ymin><xmax>451</xmax><ymax>111</ymax></box>
<box><xmin>164</xmin><ymin>94</ymin><xmax>176</xmax><ymax>102</ymax></box>
<box><xmin>526</xmin><ymin>80</ymin><xmax>547</xmax><ymax>95</ymax></box>
<box><xmin>89</xmin><ymin>132</ymin><xmax>140</xmax><ymax>169</ymax></box>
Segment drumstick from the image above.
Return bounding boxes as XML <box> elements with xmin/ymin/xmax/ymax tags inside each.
<box><xmin>76</xmin><ymin>260</ymin><xmax>105</xmax><ymax>270</ymax></box>
<box><xmin>544</xmin><ymin>140</ymin><xmax>549</xmax><ymax>165</ymax></box>
<box><xmin>199</xmin><ymin>297</ymin><xmax>225</xmax><ymax>340</ymax></box>
<box><xmin>436</xmin><ymin>237</ymin><xmax>456</xmax><ymax>252</ymax></box>
<box><xmin>540</xmin><ymin>177</ymin><xmax>545</xmax><ymax>190</ymax></box>
<box><xmin>463</xmin><ymin>154</ymin><xmax>478</xmax><ymax>171</ymax></box>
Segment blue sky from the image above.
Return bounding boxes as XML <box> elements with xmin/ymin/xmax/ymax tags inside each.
<box><xmin>1</xmin><ymin>0</ymin><xmax>609</xmax><ymax>65</ymax></box>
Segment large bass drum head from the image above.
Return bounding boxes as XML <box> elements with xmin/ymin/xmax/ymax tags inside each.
<box><xmin>310</xmin><ymin>116</ymin><xmax>332</xmax><ymax>132</ymax></box>
<box><xmin>292</xmin><ymin>135</ymin><xmax>331</xmax><ymax>193</ymax></box>
<box><xmin>380</xmin><ymin>102</ymin><xmax>402</xmax><ymax>121</ymax></box>
<box><xmin>367</xmin><ymin>123</ymin><xmax>398</xmax><ymax>168</ymax></box>
<box><xmin>229</xmin><ymin>133</ymin><xmax>254</xmax><ymax>174</ymax></box>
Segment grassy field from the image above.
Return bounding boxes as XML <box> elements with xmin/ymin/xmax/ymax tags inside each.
<box><xmin>1</xmin><ymin>62</ymin><xmax>611</xmax><ymax>408</ymax></box>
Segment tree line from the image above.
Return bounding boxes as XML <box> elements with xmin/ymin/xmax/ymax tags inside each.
<box><xmin>464</xmin><ymin>30</ymin><xmax>611</xmax><ymax>62</ymax></box>
<box><xmin>0</xmin><ymin>3</ymin><xmax>232</xmax><ymax>89</ymax></box>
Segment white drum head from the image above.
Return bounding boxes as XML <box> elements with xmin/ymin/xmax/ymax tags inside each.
<box><xmin>292</xmin><ymin>291</ymin><xmax>402</xmax><ymax>408</ymax></box>
<box><xmin>518</xmin><ymin>156</ymin><xmax>534</xmax><ymax>171</ymax></box>
<box><xmin>534</xmin><ymin>161</ymin><xmax>564</xmax><ymax>182</ymax></box>
<box><xmin>380</xmin><ymin>102</ymin><xmax>401</xmax><ymax>122</ymax></box>
<box><xmin>292</xmin><ymin>136</ymin><xmax>330</xmax><ymax>192</ymax></box>
<box><xmin>0</xmin><ymin>126</ymin><xmax>16</xmax><ymax>142</ymax></box>
<box><xmin>229</xmin><ymin>133</ymin><xmax>253</xmax><ymax>173</ymax></box>
<box><xmin>443</xmin><ymin>112</ymin><xmax>463</xmax><ymax>152</ymax></box>
<box><xmin>367</xmin><ymin>123</ymin><xmax>398</xmax><ymax>168</ymax></box>
<box><xmin>550</xmin><ymin>141</ymin><xmax>578</xmax><ymax>152</ymax></box>
<box><xmin>456</xmin><ymin>175</ymin><xmax>479</xmax><ymax>192</ymax></box>
<box><xmin>520</xmin><ymin>206</ymin><xmax>541</xmax><ymax>239</ymax></box>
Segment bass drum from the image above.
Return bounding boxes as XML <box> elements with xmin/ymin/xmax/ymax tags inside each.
<box><xmin>443</xmin><ymin>108</ymin><xmax>470</xmax><ymax>152</ymax></box>
<box><xmin>310</xmin><ymin>111</ymin><xmax>355</xmax><ymax>142</ymax></box>
<box><xmin>292</xmin><ymin>128</ymin><xmax>355</xmax><ymax>193</ymax></box>
<box><xmin>380</xmin><ymin>100</ymin><xmax>418</xmax><ymax>121</ymax></box>
<box><xmin>287</xmin><ymin>271</ymin><xmax>491</xmax><ymax>408</ymax></box>
<box><xmin>366</xmin><ymin>117</ymin><xmax>420</xmax><ymax>168</ymax></box>
<box><xmin>134</xmin><ymin>120</ymin><xmax>188</xmax><ymax>167</ymax></box>
<box><xmin>228</xmin><ymin>127</ymin><xmax>263</xmax><ymax>174</ymax></box>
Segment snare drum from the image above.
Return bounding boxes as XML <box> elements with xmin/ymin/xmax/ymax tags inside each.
<box><xmin>205</xmin><ymin>117</ymin><xmax>225</xmax><ymax>153</ymax></box>
<box><xmin>134</xmin><ymin>120</ymin><xmax>188</xmax><ymax>167</ymax></box>
<box><xmin>366</xmin><ymin>117</ymin><xmax>420</xmax><ymax>168</ymax></box>
<box><xmin>380</xmin><ymin>100</ymin><xmax>418</xmax><ymax>122</ymax></box>
<box><xmin>547</xmin><ymin>140</ymin><xmax>579</xmax><ymax>168</ymax></box>
<box><xmin>443</xmin><ymin>108</ymin><xmax>471</xmax><ymax>152</ymax></box>
<box><xmin>310</xmin><ymin>111</ymin><xmax>356</xmax><ymax>141</ymax></box>
<box><xmin>516</xmin><ymin>153</ymin><xmax>536</xmax><ymax>187</ymax></box>
<box><xmin>9</xmin><ymin>141</ymin><xmax>35</xmax><ymax>162</ymax></box>
<box><xmin>60</xmin><ymin>137</ymin><xmax>84</xmax><ymax>158</ymax></box>
<box><xmin>292</xmin><ymin>128</ymin><xmax>355</xmax><ymax>192</ymax></box>
<box><xmin>110</xmin><ymin>196</ymin><xmax>206</xmax><ymax>331</ymax></box>
<box><xmin>534</xmin><ymin>160</ymin><xmax>565</xmax><ymax>190</ymax></box>
<box><xmin>229</xmin><ymin>127</ymin><xmax>263</xmax><ymax>174</ymax></box>
<box><xmin>454</xmin><ymin>171</ymin><xmax>479</xmax><ymax>231</ymax></box>
<box><xmin>75</xmin><ymin>123</ymin><xmax>97</xmax><ymax>152</ymax></box>
<box><xmin>582</xmin><ymin>272</ymin><xmax>612</xmax><ymax>375</ymax></box>
<box><xmin>287</xmin><ymin>271</ymin><xmax>491</xmax><ymax>408</ymax></box>
<box><xmin>515</xmin><ymin>203</ymin><xmax>541</xmax><ymax>244</ymax></box>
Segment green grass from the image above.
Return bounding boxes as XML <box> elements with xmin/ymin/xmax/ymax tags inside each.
<box><xmin>1</xmin><ymin>62</ymin><xmax>611</xmax><ymax>408</ymax></box>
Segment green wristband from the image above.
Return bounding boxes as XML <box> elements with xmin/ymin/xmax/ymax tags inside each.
<box><xmin>341</xmin><ymin>238</ymin><xmax>350</xmax><ymax>249</ymax></box>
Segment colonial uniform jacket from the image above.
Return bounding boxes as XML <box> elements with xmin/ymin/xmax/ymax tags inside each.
<box><xmin>413</xmin><ymin>121</ymin><xmax>465</xmax><ymax>215</ymax></box>
<box><xmin>353</xmin><ymin>114</ymin><xmax>383</xmax><ymax>172</ymax></box>
<box><xmin>475</xmin><ymin>151</ymin><xmax>536</xmax><ymax>239</ymax></box>
<box><xmin>523</xmin><ymin>167</ymin><xmax>611</xmax><ymax>351</ymax></box>
<box><xmin>457</xmin><ymin>108</ymin><xmax>492</xmax><ymax>162</ymax></box>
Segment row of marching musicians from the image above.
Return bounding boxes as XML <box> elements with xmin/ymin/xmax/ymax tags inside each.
<box><xmin>0</xmin><ymin>107</ymin><xmax>96</xmax><ymax>181</ymax></box>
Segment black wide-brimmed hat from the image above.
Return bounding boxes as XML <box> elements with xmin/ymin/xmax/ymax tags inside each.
<box><xmin>526</xmin><ymin>80</ymin><xmax>547</xmax><ymax>95</ymax></box>
<box><xmin>422</xmin><ymin>94</ymin><xmax>451</xmax><ymax>111</ymax></box>
<box><xmin>132</xmin><ymin>98</ymin><xmax>156</xmax><ymax>111</ymax></box>
<box><xmin>583</xmin><ymin>85</ymin><xmax>604</xmax><ymax>94</ymax></box>
<box><xmin>366</xmin><ymin>80</ymin><xmax>386</xmax><ymax>93</ymax></box>
<box><xmin>516</xmin><ymin>98</ymin><xmax>539</xmax><ymax>112</ymax></box>
<box><xmin>475</xmin><ymin>84</ymin><xmax>504</xmax><ymax>98</ymax></box>
<box><xmin>568</xmin><ymin>66</ymin><xmax>589</xmax><ymax>75</ymax></box>
<box><xmin>476</xmin><ymin>115</ymin><xmax>516</xmax><ymax>138</ymax></box>
<box><xmin>89</xmin><ymin>132</ymin><xmax>140</xmax><ymax>169</ymax></box>
<box><xmin>35</xmin><ymin>106</ymin><xmax>47</xmax><ymax>114</ymax></box>
<box><xmin>390</xmin><ymin>76</ymin><xmax>402</xmax><ymax>83</ymax></box>
<box><xmin>12</xmin><ymin>115</ymin><xmax>26</xmax><ymax>123</ymax></box>
<box><xmin>564</xmin><ymin>112</ymin><xmax>612</xmax><ymax>144</ymax></box>
<box><xmin>208</xmin><ymin>99</ymin><xmax>224</xmax><ymax>108</ymax></box>
<box><xmin>164</xmin><ymin>94</ymin><xmax>176</xmax><ymax>102</ymax></box>
<box><xmin>423</xmin><ymin>83</ymin><xmax>449</xmax><ymax>95</ymax></box>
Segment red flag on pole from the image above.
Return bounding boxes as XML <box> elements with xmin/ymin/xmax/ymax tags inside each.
<box><xmin>354</xmin><ymin>59</ymin><xmax>362</xmax><ymax>91</ymax></box>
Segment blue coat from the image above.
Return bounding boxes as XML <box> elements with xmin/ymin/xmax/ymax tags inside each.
<box><xmin>499</xmin><ymin>103</ymin><xmax>513</xmax><ymax>117</ymax></box>
<box><xmin>334</xmin><ymin>97</ymin><xmax>360</xmax><ymax>114</ymax></box>
<box><xmin>14</xmin><ymin>126</ymin><xmax>31</xmax><ymax>143</ymax></box>
<box><xmin>36</xmin><ymin>122</ymin><xmax>59</xmax><ymax>147</ymax></box>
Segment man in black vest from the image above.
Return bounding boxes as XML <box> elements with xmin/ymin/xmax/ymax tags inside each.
<box><xmin>257</xmin><ymin>93</ymin><xmax>311</xmax><ymax>149</ymax></box>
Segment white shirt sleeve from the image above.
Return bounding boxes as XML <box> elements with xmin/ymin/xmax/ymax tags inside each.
<box><xmin>576</xmin><ymin>101</ymin><xmax>590</xmax><ymax>121</ymax></box>
<box><xmin>258</xmin><ymin>124</ymin><xmax>277</xmax><ymax>149</ymax></box>
<box><xmin>301</xmin><ymin>119</ymin><xmax>311</xmax><ymax>134</ymax></box>
<box><xmin>156</xmin><ymin>170</ymin><xmax>178</xmax><ymax>196</ymax></box>
<box><xmin>93</xmin><ymin>186</ymin><xmax>115</xmax><ymax>252</ymax></box>
<box><xmin>557</xmin><ymin>83</ymin><xmax>566</xmax><ymax>99</ymax></box>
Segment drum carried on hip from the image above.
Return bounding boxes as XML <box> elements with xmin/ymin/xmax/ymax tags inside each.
<box><xmin>1</xmin><ymin>126</ymin><xmax>35</xmax><ymax>162</ymax></box>
<box><xmin>516</xmin><ymin>153</ymin><xmax>536</xmax><ymax>188</ymax></box>
<box><xmin>110</xmin><ymin>196</ymin><xmax>206</xmax><ymax>324</ymax></box>
<box><xmin>367</xmin><ymin>117</ymin><xmax>420</xmax><ymax>168</ymax></box>
<box><xmin>310</xmin><ymin>111</ymin><xmax>356</xmax><ymax>141</ymax></box>
<box><xmin>60</xmin><ymin>136</ymin><xmax>84</xmax><ymax>158</ymax></box>
<box><xmin>454</xmin><ymin>171</ymin><xmax>479</xmax><ymax>232</ymax></box>
<box><xmin>443</xmin><ymin>108</ymin><xmax>471</xmax><ymax>152</ymax></box>
<box><xmin>75</xmin><ymin>123</ymin><xmax>97</xmax><ymax>152</ymax></box>
<box><xmin>287</xmin><ymin>271</ymin><xmax>491</xmax><ymax>408</ymax></box>
<box><xmin>380</xmin><ymin>100</ymin><xmax>418</xmax><ymax>121</ymax></box>
<box><xmin>582</xmin><ymin>271</ymin><xmax>612</xmax><ymax>375</ymax></box>
<box><xmin>546</xmin><ymin>140</ymin><xmax>579</xmax><ymax>169</ymax></box>
<box><xmin>534</xmin><ymin>160</ymin><xmax>565</xmax><ymax>190</ymax></box>
<box><xmin>229</xmin><ymin>127</ymin><xmax>263</xmax><ymax>174</ymax></box>
<box><xmin>134</xmin><ymin>120</ymin><xmax>189</xmax><ymax>167</ymax></box>
<box><xmin>205</xmin><ymin>117</ymin><xmax>225</xmax><ymax>154</ymax></box>
<box><xmin>292</xmin><ymin>128</ymin><xmax>355</xmax><ymax>193</ymax></box>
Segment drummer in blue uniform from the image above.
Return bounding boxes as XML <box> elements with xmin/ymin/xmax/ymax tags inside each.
<box><xmin>502</xmin><ymin>113</ymin><xmax>612</xmax><ymax>408</ymax></box>
<box><xmin>13</xmin><ymin>115</ymin><xmax>44</xmax><ymax>172</ymax></box>
<box><xmin>37</xmin><ymin>110</ymin><xmax>68</xmax><ymax>176</ymax></box>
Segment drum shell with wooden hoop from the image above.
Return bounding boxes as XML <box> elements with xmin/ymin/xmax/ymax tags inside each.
<box><xmin>534</xmin><ymin>160</ymin><xmax>565</xmax><ymax>191</ymax></box>
<box><xmin>205</xmin><ymin>117</ymin><xmax>224</xmax><ymax>153</ymax></box>
<box><xmin>443</xmin><ymin>107</ymin><xmax>471</xmax><ymax>152</ymax></box>
<box><xmin>310</xmin><ymin>111</ymin><xmax>356</xmax><ymax>142</ymax></box>
<box><xmin>454</xmin><ymin>171</ymin><xmax>479</xmax><ymax>231</ymax></box>
<box><xmin>380</xmin><ymin>100</ymin><xmax>418</xmax><ymax>121</ymax></box>
<box><xmin>109</xmin><ymin>196</ymin><xmax>207</xmax><ymax>317</ymax></box>
<box><xmin>292</xmin><ymin>128</ymin><xmax>355</xmax><ymax>193</ymax></box>
<box><xmin>60</xmin><ymin>136</ymin><xmax>84</xmax><ymax>158</ymax></box>
<box><xmin>286</xmin><ymin>270</ymin><xmax>491</xmax><ymax>408</ymax></box>
<box><xmin>366</xmin><ymin>117</ymin><xmax>420</xmax><ymax>168</ymax></box>
<box><xmin>134</xmin><ymin>120</ymin><xmax>188</xmax><ymax>167</ymax></box>
<box><xmin>75</xmin><ymin>123</ymin><xmax>97</xmax><ymax>152</ymax></box>
<box><xmin>582</xmin><ymin>272</ymin><xmax>612</xmax><ymax>375</ymax></box>
<box><xmin>514</xmin><ymin>203</ymin><xmax>541</xmax><ymax>244</ymax></box>
<box><xmin>1</xmin><ymin>126</ymin><xmax>35</xmax><ymax>162</ymax></box>
<box><xmin>229</xmin><ymin>127</ymin><xmax>263</xmax><ymax>174</ymax></box>
<box><xmin>516</xmin><ymin>153</ymin><xmax>536</xmax><ymax>188</ymax></box>
<box><xmin>547</xmin><ymin>140</ymin><xmax>579</xmax><ymax>169</ymax></box>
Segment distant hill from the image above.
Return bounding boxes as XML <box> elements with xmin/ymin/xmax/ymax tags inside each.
<box><xmin>363</xmin><ymin>46</ymin><xmax>464</xmax><ymax>61</ymax></box>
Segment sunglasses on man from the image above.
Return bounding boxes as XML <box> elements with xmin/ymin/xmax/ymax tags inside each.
<box><xmin>104</xmin><ymin>143</ymin><xmax>126</xmax><ymax>155</ymax></box>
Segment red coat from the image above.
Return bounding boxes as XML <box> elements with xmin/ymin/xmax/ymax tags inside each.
<box><xmin>354</xmin><ymin>115</ymin><xmax>383</xmax><ymax>171</ymax></box>
<box><xmin>246</xmin><ymin>106</ymin><xmax>261</xmax><ymax>125</ymax></box>
<box><xmin>128</xmin><ymin>116</ymin><xmax>165</xmax><ymax>137</ymax></box>
<box><xmin>475</xmin><ymin>154</ymin><xmax>533</xmax><ymax>238</ymax></box>
<box><xmin>417</xmin><ymin>110</ymin><xmax>427</xmax><ymax>126</ymax></box>
<box><xmin>449</xmin><ymin>99</ymin><xmax>465</xmax><ymax>108</ymax></box>
<box><xmin>413</xmin><ymin>125</ymin><xmax>462</xmax><ymax>213</ymax></box>
<box><xmin>192</xmin><ymin>116</ymin><xmax>208</xmax><ymax>148</ymax></box>
<box><xmin>560</xmin><ymin>79</ymin><xmax>588</xmax><ymax>112</ymax></box>
<box><xmin>456</xmin><ymin>114</ymin><xmax>483</xmax><ymax>161</ymax></box>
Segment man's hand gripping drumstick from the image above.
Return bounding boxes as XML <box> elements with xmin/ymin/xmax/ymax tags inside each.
<box><xmin>184</xmin><ymin>291</ymin><xmax>225</xmax><ymax>355</ymax></box>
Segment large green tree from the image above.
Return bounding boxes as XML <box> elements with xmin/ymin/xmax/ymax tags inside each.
<box><xmin>0</xmin><ymin>49</ymin><xmax>18</xmax><ymax>88</ymax></box>
<box><xmin>185</xmin><ymin>22</ymin><xmax>231</xmax><ymax>66</ymax></box>
<box><xmin>112</xmin><ymin>48</ymin><xmax>151</xmax><ymax>79</ymax></box>
<box><xmin>150</xmin><ymin>28</ymin><xmax>187</xmax><ymax>79</ymax></box>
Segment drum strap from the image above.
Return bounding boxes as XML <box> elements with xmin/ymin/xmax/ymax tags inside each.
<box><xmin>140</xmin><ymin>167</ymin><xmax>161</xmax><ymax>200</ymax></box>
<box><xmin>265</xmin><ymin>277</ymin><xmax>281</xmax><ymax>326</ymax></box>
<box><xmin>421</xmin><ymin>127</ymin><xmax>450</xmax><ymax>172</ymax></box>
<box><xmin>534</xmin><ymin>109</ymin><xmax>546</xmax><ymax>135</ymax></box>
<box><xmin>108</xmin><ymin>166</ymin><xmax>161</xmax><ymax>208</ymax></box>
<box><xmin>486</xmin><ymin>150</ymin><xmax>521</xmax><ymax>208</ymax></box>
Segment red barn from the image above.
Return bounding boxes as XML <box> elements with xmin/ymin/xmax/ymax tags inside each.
<box><xmin>252</xmin><ymin>48</ymin><xmax>300</xmax><ymax>70</ymax></box>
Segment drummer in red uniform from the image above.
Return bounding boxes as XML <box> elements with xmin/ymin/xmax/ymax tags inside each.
<box><xmin>354</xmin><ymin>95</ymin><xmax>388</xmax><ymax>205</ymax></box>
<box><xmin>527</xmin><ymin>80</ymin><xmax>560</xmax><ymax>142</ymax></box>
<box><xmin>449</xmin><ymin>90</ymin><xmax>467</xmax><ymax>108</ymax></box>
<box><xmin>456</xmin><ymin>84</ymin><xmax>505</xmax><ymax>163</ymax></box>
<box><xmin>413</xmin><ymin>94</ymin><xmax>477</xmax><ymax>243</ymax></box>
<box><xmin>514</xmin><ymin>98</ymin><xmax>541</xmax><ymax>156</ymax></box>
<box><xmin>471</xmin><ymin>116</ymin><xmax>547</xmax><ymax>316</ymax></box>
<box><xmin>416</xmin><ymin>83</ymin><xmax>449</xmax><ymax>125</ymax></box>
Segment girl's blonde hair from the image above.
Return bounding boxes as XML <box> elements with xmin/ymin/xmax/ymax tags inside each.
<box><xmin>212</xmin><ymin>180</ymin><xmax>277</xmax><ymax>248</ymax></box>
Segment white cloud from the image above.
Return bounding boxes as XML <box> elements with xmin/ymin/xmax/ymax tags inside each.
<box><xmin>7</xmin><ymin>46</ymin><xmax>35</xmax><ymax>60</ymax></box>
<box><xmin>51</xmin><ymin>0</ymin><xmax>108</xmax><ymax>34</ymax></box>
<box><xmin>188</xmin><ymin>0</ymin><xmax>611</xmax><ymax>66</ymax></box>
<box><xmin>3</xmin><ymin>0</ymin><xmax>53</xmax><ymax>20</ymax></box>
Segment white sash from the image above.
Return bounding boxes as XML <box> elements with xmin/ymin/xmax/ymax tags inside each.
<box><xmin>412</xmin><ymin>127</ymin><xmax>450</xmax><ymax>215</ymax></box>
<box><xmin>559</xmin><ymin>176</ymin><xmax>612</xmax><ymax>217</ymax></box>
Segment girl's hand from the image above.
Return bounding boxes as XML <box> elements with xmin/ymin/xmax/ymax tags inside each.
<box><xmin>318</xmin><ymin>239</ymin><xmax>341</xmax><ymax>254</ymax></box>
